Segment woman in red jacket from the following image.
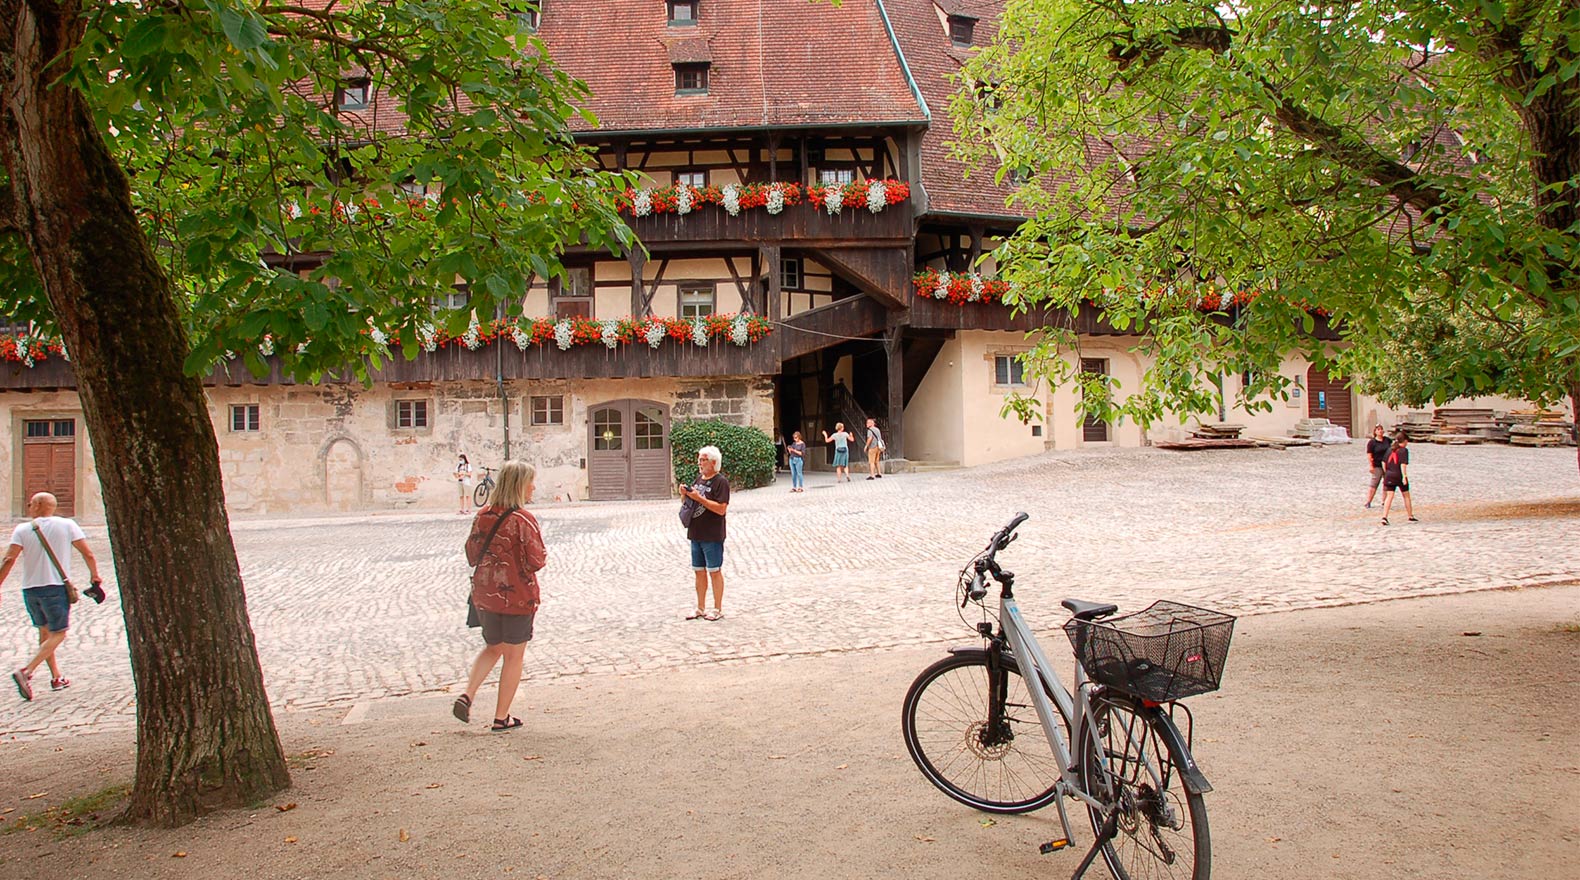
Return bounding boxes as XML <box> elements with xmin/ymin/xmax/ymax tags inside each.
<box><xmin>453</xmin><ymin>460</ymin><xmax>546</xmax><ymax>731</ymax></box>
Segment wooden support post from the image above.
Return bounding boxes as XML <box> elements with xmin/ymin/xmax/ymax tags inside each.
<box><xmin>628</xmin><ymin>248</ymin><xmax>647</xmax><ymax>315</ymax></box>
<box><xmin>768</xmin><ymin>132</ymin><xmax>780</xmax><ymax>180</ymax></box>
<box><xmin>761</xmin><ymin>243</ymin><xmax>782</xmax><ymax>322</ymax></box>
<box><xmin>968</xmin><ymin>223</ymin><xmax>985</xmax><ymax>271</ymax></box>
<box><xmin>884</xmin><ymin>325</ymin><xmax>904</xmax><ymax>461</ymax></box>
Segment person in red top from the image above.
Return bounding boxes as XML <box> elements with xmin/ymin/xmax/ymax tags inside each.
<box><xmin>1379</xmin><ymin>434</ymin><xmax>1418</xmax><ymax>526</ymax></box>
<box><xmin>453</xmin><ymin>460</ymin><xmax>546</xmax><ymax>731</ymax></box>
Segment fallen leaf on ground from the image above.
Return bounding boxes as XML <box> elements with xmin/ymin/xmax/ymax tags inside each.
<box><xmin>413</xmin><ymin>741</ymin><xmax>427</xmax><ymax>747</ymax></box>
<box><xmin>275</xmin><ymin>803</ymin><xmax>297</xmax><ymax>812</ymax></box>
<box><xmin>914</xmin><ymin>835</ymin><xmax>935</xmax><ymax>843</ymax></box>
<box><xmin>1462</xmin><ymin>631</ymin><xmax>1482</xmax><ymax>637</ymax></box>
<box><xmin>522</xmin><ymin>755</ymin><xmax>542</xmax><ymax>761</ymax></box>
<box><xmin>399</xmin><ymin>829</ymin><xmax>410</xmax><ymax>843</ymax></box>
<box><xmin>25</xmin><ymin>792</ymin><xmax>46</xmax><ymax>800</ymax></box>
<box><xmin>835</xmin><ymin>764</ymin><xmax>848</xmax><ymax>770</ymax></box>
<box><xmin>979</xmin><ymin>818</ymin><xmax>996</xmax><ymax>827</ymax></box>
<box><xmin>172</xmin><ymin>852</ymin><xmax>188</xmax><ymax>858</ymax></box>
<box><xmin>767</xmin><ymin>755</ymin><xmax>787</xmax><ymax>760</ymax></box>
<box><xmin>425</xmin><ymin>783</ymin><xmax>443</xmax><ymax>789</ymax></box>
<box><xmin>1267</xmin><ymin>837</ymin><xmax>1282</xmax><ymax>843</ymax></box>
<box><xmin>284</xmin><ymin>837</ymin><xmax>298</xmax><ymax>844</ymax></box>
<box><xmin>2</xmin><ymin>807</ymin><xmax>13</xmax><ymax>814</ymax></box>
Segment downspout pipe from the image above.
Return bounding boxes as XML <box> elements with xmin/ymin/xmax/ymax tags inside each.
<box><xmin>874</xmin><ymin>0</ymin><xmax>931</xmax><ymax>122</ymax></box>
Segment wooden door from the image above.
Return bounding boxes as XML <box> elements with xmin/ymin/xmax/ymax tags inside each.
<box><xmin>1080</xmin><ymin>359</ymin><xmax>1110</xmax><ymax>442</ymax></box>
<box><xmin>1306</xmin><ymin>365</ymin><xmax>1353</xmax><ymax>435</ymax></box>
<box><xmin>587</xmin><ymin>400</ymin><xmax>671</xmax><ymax>501</ymax></box>
<box><xmin>22</xmin><ymin>419</ymin><xmax>76</xmax><ymax>516</ymax></box>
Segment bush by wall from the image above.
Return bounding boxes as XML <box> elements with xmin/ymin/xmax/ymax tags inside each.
<box><xmin>671</xmin><ymin>419</ymin><xmax>776</xmax><ymax>489</ymax></box>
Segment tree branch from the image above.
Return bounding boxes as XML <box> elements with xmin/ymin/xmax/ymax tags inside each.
<box><xmin>0</xmin><ymin>181</ymin><xmax>18</xmax><ymax>235</ymax></box>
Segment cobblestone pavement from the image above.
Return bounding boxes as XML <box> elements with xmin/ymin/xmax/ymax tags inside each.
<box><xmin>4</xmin><ymin>443</ymin><xmax>1577</xmax><ymax>740</ymax></box>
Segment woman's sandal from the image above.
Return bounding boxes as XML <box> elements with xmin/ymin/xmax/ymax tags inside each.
<box><xmin>704</xmin><ymin>608</ymin><xmax>723</xmax><ymax>621</ymax></box>
<box><xmin>452</xmin><ymin>694</ymin><xmax>472</xmax><ymax>723</ymax></box>
<box><xmin>685</xmin><ymin>607</ymin><xmax>706</xmax><ymax>620</ymax></box>
<box><xmin>491</xmin><ymin>715</ymin><xmax>523</xmax><ymax>732</ymax></box>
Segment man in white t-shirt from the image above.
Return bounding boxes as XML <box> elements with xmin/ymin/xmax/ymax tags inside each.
<box><xmin>1</xmin><ymin>492</ymin><xmax>102</xmax><ymax>701</ymax></box>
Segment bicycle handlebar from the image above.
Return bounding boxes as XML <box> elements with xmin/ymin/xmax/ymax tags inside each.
<box><xmin>963</xmin><ymin>513</ymin><xmax>1029</xmax><ymax>605</ymax></box>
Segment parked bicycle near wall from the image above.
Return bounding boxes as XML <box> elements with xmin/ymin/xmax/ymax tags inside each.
<box><xmin>472</xmin><ymin>466</ymin><xmax>497</xmax><ymax>508</ymax></box>
<box><xmin>902</xmin><ymin>513</ymin><xmax>1235</xmax><ymax>880</ymax></box>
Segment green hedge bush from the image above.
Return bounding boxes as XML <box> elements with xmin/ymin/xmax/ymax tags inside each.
<box><xmin>671</xmin><ymin>419</ymin><xmax>776</xmax><ymax>489</ymax></box>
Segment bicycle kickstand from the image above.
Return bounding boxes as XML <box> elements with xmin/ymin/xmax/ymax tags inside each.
<box><xmin>1067</xmin><ymin>808</ymin><xmax>1119</xmax><ymax>880</ymax></box>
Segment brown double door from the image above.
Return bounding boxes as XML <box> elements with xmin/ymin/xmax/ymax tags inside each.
<box><xmin>22</xmin><ymin>418</ymin><xmax>77</xmax><ymax>516</ymax></box>
<box><xmin>1306</xmin><ymin>365</ymin><xmax>1353</xmax><ymax>434</ymax></box>
<box><xmin>587</xmin><ymin>399</ymin><xmax>672</xmax><ymax>501</ymax></box>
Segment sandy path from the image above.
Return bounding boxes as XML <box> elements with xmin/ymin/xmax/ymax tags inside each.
<box><xmin>3</xmin><ymin>585</ymin><xmax>1577</xmax><ymax>879</ymax></box>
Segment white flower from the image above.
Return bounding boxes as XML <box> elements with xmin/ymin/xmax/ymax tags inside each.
<box><xmin>690</xmin><ymin>318</ymin><xmax>709</xmax><ymax>347</ymax></box>
<box><xmin>343</xmin><ymin>202</ymin><xmax>359</xmax><ymax>221</ymax></box>
<box><xmin>730</xmin><ymin>316</ymin><xmax>750</xmax><ymax>346</ymax></box>
<box><xmin>866</xmin><ymin>180</ymin><xmax>887</xmax><ymax>214</ymax></box>
<box><xmin>285</xmin><ymin>201</ymin><xmax>302</xmax><ymax>219</ymax></box>
<box><xmin>601</xmin><ymin>320</ymin><xmax>620</xmax><ymax>349</ymax></box>
<box><xmin>933</xmin><ymin>273</ymin><xmax>950</xmax><ymax>300</ymax></box>
<box><xmin>463</xmin><ymin>320</ymin><xmax>482</xmax><ymax>350</ymax></box>
<box><xmin>259</xmin><ymin>336</ymin><xmax>275</xmax><ymax>356</ymax></box>
<box><xmin>553</xmin><ymin>319</ymin><xmax>575</xmax><ymax>350</ymax></box>
<box><xmin>676</xmin><ymin>185</ymin><xmax>694</xmax><ymax>215</ymax></box>
<box><xmin>766</xmin><ymin>184</ymin><xmax>785</xmax><ymax>215</ymax></box>
<box><xmin>969</xmin><ymin>276</ymin><xmax>985</xmax><ymax>302</ymax></box>
<box><xmin>721</xmin><ymin>183</ymin><xmax>741</xmax><ymax>216</ymax></box>
<box><xmin>633</xmin><ymin>189</ymin><xmax>653</xmax><ymax>217</ymax></box>
<box><xmin>295</xmin><ymin>342</ymin><xmax>309</xmax><ymax>355</ymax></box>
<box><xmin>370</xmin><ymin>327</ymin><xmax>388</xmax><ymax>348</ymax></box>
<box><xmin>823</xmin><ymin>184</ymin><xmax>844</xmax><ymax>215</ymax></box>
<box><xmin>512</xmin><ymin>325</ymin><xmax>531</xmax><ymax>350</ymax></box>
<box><xmin>418</xmin><ymin>323</ymin><xmax>437</xmax><ymax>352</ymax></box>
<box><xmin>60</xmin><ymin>342</ymin><xmax>70</xmax><ymax>362</ymax></box>
<box><xmin>644</xmin><ymin>321</ymin><xmax>666</xmax><ymax>349</ymax></box>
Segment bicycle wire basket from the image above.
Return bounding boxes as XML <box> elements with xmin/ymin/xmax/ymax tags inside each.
<box><xmin>1063</xmin><ymin>600</ymin><xmax>1235</xmax><ymax>702</ymax></box>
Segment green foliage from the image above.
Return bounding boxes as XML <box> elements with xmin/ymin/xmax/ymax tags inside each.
<box><xmin>671</xmin><ymin>420</ymin><xmax>776</xmax><ymax>489</ymax></box>
<box><xmin>0</xmin><ymin>784</ymin><xmax>130</xmax><ymax>839</ymax></box>
<box><xmin>959</xmin><ymin>0</ymin><xmax>1580</xmax><ymax>424</ymax></box>
<box><xmin>1</xmin><ymin>1</ymin><xmax>634</xmax><ymax>380</ymax></box>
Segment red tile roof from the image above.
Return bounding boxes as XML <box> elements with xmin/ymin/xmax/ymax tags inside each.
<box><xmin>537</xmin><ymin>0</ymin><xmax>925</xmax><ymax>133</ymax></box>
<box><xmin>881</xmin><ymin>0</ymin><xmax>1025</xmax><ymax>220</ymax></box>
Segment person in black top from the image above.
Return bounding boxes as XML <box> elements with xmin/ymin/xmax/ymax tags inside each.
<box><xmin>1364</xmin><ymin>425</ymin><xmax>1391</xmax><ymax>509</ymax></box>
<box><xmin>680</xmin><ymin>445</ymin><xmax>731</xmax><ymax>621</ymax></box>
<box><xmin>1379</xmin><ymin>433</ymin><xmax>1417</xmax><ymax>525</ymax></box>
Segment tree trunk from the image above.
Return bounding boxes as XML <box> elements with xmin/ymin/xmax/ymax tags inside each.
<box><xmin>1</xmin><ymin>2</ymin><xmax>289</xmax><ymax>825</ymax></box>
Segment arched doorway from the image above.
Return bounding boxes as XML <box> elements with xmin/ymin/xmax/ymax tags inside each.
<box><xmin>323</xmin><ymin>437</ymin><xmax>364</xmax><ymax>510</ymax></box>
<box><xmin>1306</xmin><ymin>365</ymin><xmax>1353</xmax><ymax>435</ymax></box>
<box><xmin>587</xmin><ymin>399</ymin><xmax>671</xmax><ymax>501</ymax></box>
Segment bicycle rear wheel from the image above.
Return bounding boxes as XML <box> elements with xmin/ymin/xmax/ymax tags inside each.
<box><xmin>472</xmin><ymin>480</ymin><xmax>491</xmax><ymax>507</ymax></box>
<box><xmin>901</xmin><ymin>651</ymin><xmax>1065</xmax><ymax>814</ymax></box>
<box><xmin>1078</xmin><ymin>693</ymin><xmax>1210</xmax><ymax>880</ymax></box>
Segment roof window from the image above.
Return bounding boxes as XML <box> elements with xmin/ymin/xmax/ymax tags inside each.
<box><xmin>668</xmin><ymin>1</ymin><xmax>697</xmax><ymax>26</ymax></box>
<box><xmin>948</xmin><ymin>14</ymin><xmax>976</xmax><ymax>47</ymax></box>
<box><xmin>335</xmin><ymin>78</ymin><xmax>370</xmax><ymax>111</ymax></box>
<box><xmin>674</xmin><ymin>62</ymin><xmax>709</xmax><ymax>95</ymax></box>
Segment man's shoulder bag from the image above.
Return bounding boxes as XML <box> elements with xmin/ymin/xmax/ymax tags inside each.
<box><xmin>31</xmin><ymin>521</ymin><xmax>79</xmax><ymax>605</ymax></box>
<box><xmin>466</xmin><ymin>506</ymin><xmax>518</xmax><ymax>628</ymax></box>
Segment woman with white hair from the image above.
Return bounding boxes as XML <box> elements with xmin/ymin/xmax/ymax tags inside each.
<box><xmin>454</xmin><ymin>460</ymin><xmax>546</xmax><ymax>731</ymax></box>
<box><xmin>679</xmin><ymin>444</ymin><xmax>730</xmax><ymax>621</ymax></box>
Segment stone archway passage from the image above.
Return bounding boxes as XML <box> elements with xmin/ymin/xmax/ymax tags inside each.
<box><xmin>587</xmin><ymin>399</ymin><xmax>672</xmax><ymax>501</ymax></box>
<box><xmin>1306</xmin><ymin>365</ymin><xmax>1354</xmax><ymax>436</ymax></box>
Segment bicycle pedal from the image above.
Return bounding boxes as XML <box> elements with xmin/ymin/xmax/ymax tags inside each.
<box><xmin>1039</xmin><ymin>838</ymin><xmax>1072</xmax><ymax>855</ymax></box>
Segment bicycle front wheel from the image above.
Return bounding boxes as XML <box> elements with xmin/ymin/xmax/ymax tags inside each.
<box><xmin>473</xmin><ymin>481</ymin><xmax>491</xmax><ymax>507</ymax></box>
<box><xmin>1078</xmin><ymin>694</ymin><xmax>1210</xmax><ymax>880</ymax></box>
<box><xmin>902</xmin><ymin>652</ymin><xmax>1065</xmax><ymax>814</ymax></box>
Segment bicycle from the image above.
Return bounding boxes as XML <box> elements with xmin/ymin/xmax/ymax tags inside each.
<box><xmin>471</xmin><ymin>466</ymin><xmax>497</xmax><ymax>508</ymax></box>
<box><xmin>902</xmin><ymin>512</ymin><xmax>1234</xmax><ymax>880</ymax></box>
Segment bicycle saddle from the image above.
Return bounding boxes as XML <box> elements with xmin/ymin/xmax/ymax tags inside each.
<box><xmin>1061</xmin><ymin>598</ymin><xmax>1119</xmax><ymax>621</ymax></box>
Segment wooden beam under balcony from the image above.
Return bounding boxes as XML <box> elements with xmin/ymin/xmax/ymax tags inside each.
<box><xmin>808</xmin><ymin>246</ymin><xmax>910</xmax><ymax>309</ymax></box>
<box><xmin>778</xmin><ymin>294</ymin><xmax>888</xmax><ymax>360</ymax></box>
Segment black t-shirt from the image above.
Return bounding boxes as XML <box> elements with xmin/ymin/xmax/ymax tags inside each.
<box><xmin>1367</xmin><ymin>438</ymin><xmax>1392</xmax><ymax>468</ymax></box>
<box><xmin>685</xmin><ymin>474</ymin><xmax>731</xmax><ymax>542</ymax></box>
<box><xmin>1384</xmin><ymin>446</ymin><xmax>1409</xmax><ymax>480</ymax></box>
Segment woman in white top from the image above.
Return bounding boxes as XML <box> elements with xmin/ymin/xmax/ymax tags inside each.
<box><xmin>455</xmin><ymin>454</ymin><xmax>473</xmax><ymax>514</ymax></box>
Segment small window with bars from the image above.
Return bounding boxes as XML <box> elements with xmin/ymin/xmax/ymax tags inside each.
<box><xmin>780</xmin><ymin>257</ymin><xmax>803</xmax><ymax>290</ymax></box>
<box><xmin>674</xmin><ymin>63</ymin><xmax>709</xmax><ymax>94</ymax></box>
<box><xmin>818</xmin><ymin>167</ymin><xmax>856</xmax><ymax>186</ymax></box>
<box><xmin>395</xmin><ymin>399</ymin><xmax>429</xmax><ymax>429</ymax></box>
<box><xmin>336</xmin><ymin>79</ymin><xmax>370</xmax><ymax>111</ymax></box>
<box><xmin>23</xmin><ymin>420</ymin><xmax>74</xmax><ymax>439</ymax></box>
<box><xmin>668</xmin><ymin>0</ymin><xmax>697</xmax><ymax>25</ymax></box>
<box><xmin>674</xmin><ymin>169</ymin><xmax>708</xmax><ymax>188</ymax></box>
<box><xmin>994</xmin><ymin>355</ymin><xmax>1025</xmax><ymax>386</ymax></box>
<box><xmin>230</xmin><ymin>404</ymin><xmax>261</xmax><ymax>433</ymax></box>
<box><xmin>531</xmin><ymin>395</ymin><xmax>564</xmax><ymax>427</ymax></box>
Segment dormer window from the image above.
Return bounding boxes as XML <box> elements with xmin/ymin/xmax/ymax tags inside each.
<box><xmin>336</xmin><ymin>78</ymin><xmax>370</xmax><ymax>111</ymax></box>
<box><xmin>668</xmin><ymin>1</ymin><xmax>697</xmax><ymax>25</ymax></box>
<box><xmin>948</xmin><ymin>14</ymin><xmax>976</xmax><ymax>47</ymax></box>
<box><xmin>674</xmin><ymin>62</ymin><xmax>709</xmax><ymax>95</ymax></box>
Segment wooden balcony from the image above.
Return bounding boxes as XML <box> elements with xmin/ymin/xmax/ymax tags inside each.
<box><xmin>618</xmin><ymin>202</ymin><xmax>913</xmax><ymax>251</ymax></box>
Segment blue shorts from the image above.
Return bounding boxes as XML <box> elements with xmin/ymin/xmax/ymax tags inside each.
<box><xmin>23</xmin><ymin>585</ymin><xmax>71</xmax><ymax>632</ymax></box>
<box><xmin>690</xmin><ymin>540</ymin><xmax>725</xmax><ymax>572</ymax></box>
<box><xmin>833</xmin><ymin>448</ymin><xmax>849</xmax><ymax>467</ymax></box>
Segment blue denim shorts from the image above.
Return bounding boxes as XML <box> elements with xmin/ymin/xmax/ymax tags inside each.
<box><xmin>23</xmin><ymin>585</ymin><xmax>71</xmax><ymax>631</ymax></box>
<box><xmin>689</xmin><ymin>540</ymin><xmax>725</xmax><ymax>572</ymax></box>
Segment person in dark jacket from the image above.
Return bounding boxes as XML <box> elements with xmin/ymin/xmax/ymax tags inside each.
<box><xmin>453</xmin><ymin>460</ymin><xmax>546</xmax><ymax>731</ymax></box>
<box><xmin>1363</xmin><ymin>425</ymin><xmax>1391</xmax><ymax>509</ymax></box>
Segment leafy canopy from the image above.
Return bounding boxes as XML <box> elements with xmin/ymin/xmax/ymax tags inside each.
<box><xmin>1</xmin><ymin>1</ymin><xmax>633</xmax><ymax>381</ymax></box>
<box><xmin>956</xmin><ymin>0</ymin><xmax>1580</xmax><ymax>423</ymax></box>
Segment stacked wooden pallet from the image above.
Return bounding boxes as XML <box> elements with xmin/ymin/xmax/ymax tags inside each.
<box><xmin>1190</xmin><ymin>422</ymin><xmax>1246</xmax><ymax>440</ymax></box>
<box><xmin>1505</xmin><ymin>410</ymin><xmax>1575</xmax><ymax>447</ymax></box>
<box><xmin>1290</xmin><ymin>418</ymin><xmax>1332</xmax><ymax>439</ymax></box>
<box><xmin>1392</xmin><ymin>411</ymin><xmax>1438</xmax><ymax>442</ymax></box>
